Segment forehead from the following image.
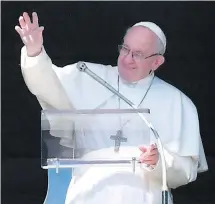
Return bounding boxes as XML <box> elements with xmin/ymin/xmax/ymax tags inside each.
<box><xmin>123</xmin><ymin>26</ymin><xmax>157</xmax><ymax>51</ymax></box>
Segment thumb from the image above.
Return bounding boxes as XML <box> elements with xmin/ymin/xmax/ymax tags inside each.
<box><xmin>39</xmin><ymin>26</ymin><xmax>44</xmax><ymax>32</ymax></box>
<box><xmin>39</xmin><ymin>26</ymin><xmax>44</xmax><ymax>36</ymax></box>
<box><xmin>139</xmin><ymin>146</ymin><xmax>147</xmax><ymax>153</ymax></box>
<box><xmin>15</xmin><ymin>25</ymin><xmax>23</xmax><ymax>37</ymax></box>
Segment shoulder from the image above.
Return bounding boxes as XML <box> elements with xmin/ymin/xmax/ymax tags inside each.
<box><xmin>53</xmin><ymin>61</ymin><xmax>117</xmax><ymax>79</ymax></box>
<box><xmin>153</xmin><ymin>76</ymin><xmax>197</xmax><ymax>112</ymax></box>
<box><xmin>80</xmin><ymin>62</ymin><xmax>118</xmax><ymax>81</ymax></box>
<box><xmin>84</xmin><ymin>62</ymin><xmax>117</xmax><ymax>74</ymax></box>
<box><xmin>61</xmin><ymin>61</ymin><xmax>116</xmax><ymax>73</ymax></box>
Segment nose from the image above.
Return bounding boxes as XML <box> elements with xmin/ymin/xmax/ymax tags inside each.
<box><xmin>124</xmin><ymin>51</ymin><xmax>134</xmax><ymax>64</ymax></box>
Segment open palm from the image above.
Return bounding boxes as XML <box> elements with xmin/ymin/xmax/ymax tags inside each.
<box><xmin>15</xmin><ymin>12</ymin><xmax>44</xmax><ymax>56</ymax></box>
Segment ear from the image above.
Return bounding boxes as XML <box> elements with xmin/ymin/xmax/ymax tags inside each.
<box><xmin>152</xmin><ymin>55</ymin><xmax>165</xmax><ymax>71</ymax></box>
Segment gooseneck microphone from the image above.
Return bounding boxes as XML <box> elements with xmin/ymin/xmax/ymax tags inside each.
<box><xmin>76</xmin><ymin>61</ymin><xmax>170</xmax><ymax>204</ymax></box>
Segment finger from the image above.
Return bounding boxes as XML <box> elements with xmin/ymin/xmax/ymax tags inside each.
<box><xmin>19</xmin><ymin>16</ymin><xmax>26</xmax><ymax>29</ymax></box>
<box><xmin>150</xmin><ymin>143</ymin><xmax>157</xmax><ymax>150</ymax></box>
<box><xmin>140</xmin><ymin>150</ymin><xmax>158</xmax><ymax>161</ymax></box>
<box><xmin>139</xmin><ymin>155</ymin><xmax>152</xmax><ymax>163</ymax></box>
<box><xmin>143</xmin><ymin>154</ymin><xmax>157</xmax><ymax>160</ymax></box>
<box><xmin>143</xmin><ymin>151</ymin><xmax>158</xmax><ymax>159</ymax></box>
<box><xmin>140</xmin><ymin>154</ymin><xmax>157</xmax><ymax>163</ymax></box>
<box><xmin>148</xmin><ymin>148</ymin><xmax>158</xmax><ymax>155</ymax></box>
<box><xmin>23</xmin><ymin>12</ymin><xmax>32</xmax><ymax>26</ymax></box>
<box><xmin>142</xmin><ymin>159</ymin><xmax>156</xmax><ymax>165</ymax></box>
<box><xmin>142</xmin><ymin>145</ymin><xmax>155</xmax><ymax>153</ymax></box>
<box><xmin>139</xmin><ymin>153</ymin><xmax>150</xmax><ymax>162</ymax></box>
<box><xmin>37</xmin><ymin>26</ymin><xmax>44</xmax><ymax>38</ymax></box>
<box><xmin>15</xmin><ymin>25</ymin><xmax>23</xmax><ymax>36</ymax></box>
<box><xmin>32</xmin><ymin>12</ymin><xmax>39</xmax><ymax>27</ymax></box>
<box><xmin>148</xmin><ymin>146</ymin><xmax>157</xmax><ymax>154</ymax></box>
<box><xmin>39</xmin><ymin>26</ymin><xmax>44</xmax><ymax>32</ymax></box>
<box><xmin>139</xmin><ymin>146</ymin><xmax>147</xmax><ymax>153</ymax></box>
<box><xmin>144</xmin><ymin>152</ymin><xmax>157</xmax><ymax>158</ymax></box>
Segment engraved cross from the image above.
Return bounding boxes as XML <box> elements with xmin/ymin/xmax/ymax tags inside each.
<box><xmin>110</xmin><ymin>130</ymin><xmax>127</xmax><ymax>152</ymax></box>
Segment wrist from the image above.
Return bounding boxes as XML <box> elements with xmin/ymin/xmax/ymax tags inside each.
<box><xmin>26</xmin><ymin>47</ymin><xmax>42</xmax><ymax>57</ymax></box>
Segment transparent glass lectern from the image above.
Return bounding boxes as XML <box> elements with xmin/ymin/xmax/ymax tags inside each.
<box><xmin>41</xmin><ymin>109</ymin><xmax>151</xmax><ymax>173</ymax></box>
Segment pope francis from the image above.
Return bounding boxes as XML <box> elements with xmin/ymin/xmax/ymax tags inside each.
<box><xmin>15</xmin><ymin>12</ymin><xmax>208</xmax><ymax>204</ymax></box>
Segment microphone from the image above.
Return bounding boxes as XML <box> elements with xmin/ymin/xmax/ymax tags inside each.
<box><xmin>76</xmin><ymin>61</ymin><xmax>170</xmax><ymax>204</ymax></box>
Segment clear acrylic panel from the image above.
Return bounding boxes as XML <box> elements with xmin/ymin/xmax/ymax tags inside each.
<box><xmin>41</xmin><ymin>109</ymin><xmax>151</xmax><ymax>170</ymax></box>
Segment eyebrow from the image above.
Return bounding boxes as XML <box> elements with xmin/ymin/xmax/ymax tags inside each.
<box><xmin>122</xmin><ymin>43</ymin><xmax>130</xmax><ymax>48</ymax></box>
<box><xmin>123</xmin><ymin>44</ymin><xmax>145</xmax><ymax>53</ymax></box>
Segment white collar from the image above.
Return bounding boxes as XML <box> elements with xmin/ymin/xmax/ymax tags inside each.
<box><xmin>118</xmin><ymin>70</ymin><xmax>155</xmax><ymax>89</ymax></box>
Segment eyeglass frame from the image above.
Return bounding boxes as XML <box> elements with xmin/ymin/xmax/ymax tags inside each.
<box><xmin>118</xmin><ymin>44</ymin><xmax>162</xmax><ymax>61</ymax></box>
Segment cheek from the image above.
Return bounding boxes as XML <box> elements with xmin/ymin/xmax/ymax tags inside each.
<box><xmin>136</xmin><ymin>62</ymin><xmax>151</xmax><ymax>73</ymax></box>
<box><xmin>117</xmin><ymin>56</ymin><xmax>124</xmax><ymax>66</ymax></box>
<box><xmin>118</xmin><ymin>55</ymin><xmax>123</xmax><ymax>62</ymax></box>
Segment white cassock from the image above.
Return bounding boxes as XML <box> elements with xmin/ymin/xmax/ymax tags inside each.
<box><xmin>20</xmin><ymin>46</ymin><xmax>208</xmax><ymax>204</ymax></box>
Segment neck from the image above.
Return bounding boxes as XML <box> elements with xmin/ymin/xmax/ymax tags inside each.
<box><xmin>118</xmin><ymin>72</ymin><xmax>154</xmax><ymax>85</ymax></box>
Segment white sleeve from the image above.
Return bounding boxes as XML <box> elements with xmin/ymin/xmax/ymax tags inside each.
<box><xmin>142</xmin><ymin>148</ymin><xmax>198</xmax><ymax>189</ymax></box>
<box><xmin>20</xmin><ymin>46</ymin><xmax>74</xmax><ymax>110</ymax></box>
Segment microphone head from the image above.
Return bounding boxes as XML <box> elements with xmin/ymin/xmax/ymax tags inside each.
<box><xmin>77</xmin><ymin>61</ymin><xmax>87</xmax><ymax>72</ymax></box>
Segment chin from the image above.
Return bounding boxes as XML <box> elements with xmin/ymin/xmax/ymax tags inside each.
<box><xmin>118</xmin><ymin>67</ymin><xmax>136</xmax><ymax>82</ymax></box>
<box><xmin>119</xmin><ymin>72</ymin><xmax>136</xmax><ymax>82</ymax></box>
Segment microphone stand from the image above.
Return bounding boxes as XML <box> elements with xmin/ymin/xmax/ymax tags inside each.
<box><xmin>77</xmin><ymin>61</ymin><xmax>169</xmax><ymax>204</ymax></box>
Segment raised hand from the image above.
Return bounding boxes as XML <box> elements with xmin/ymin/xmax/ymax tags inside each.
<box><xmin>15</xmin><ymin>12</ymin><xmax>44</xmax><ymax>56</ymax></box>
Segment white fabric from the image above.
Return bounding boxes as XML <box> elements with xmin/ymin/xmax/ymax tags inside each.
<box><xmin>133</xmin><ymin>21</ymin><xmax>166</xmax><ymax>52</ymax></box>
<box><xmin>20</xmin><ymin>46</ymin><xmax>208</xmax><ymax>204</ymax></box>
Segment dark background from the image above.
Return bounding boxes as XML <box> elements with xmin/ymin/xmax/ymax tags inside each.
<box><xmin>2</xmin><ymin>1</ymin><xmax>215</xmax><ymax>204</ymax></box>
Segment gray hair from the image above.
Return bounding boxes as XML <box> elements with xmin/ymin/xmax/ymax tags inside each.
<box><xmin>123</xmin><ymin>26</ymin><xmax>166</xmax><ymax>55</ymax></box>
<box><xmin>155</xmin><ymin>36</ymin><xmax>166</xmax><ymax>55</ymax></box>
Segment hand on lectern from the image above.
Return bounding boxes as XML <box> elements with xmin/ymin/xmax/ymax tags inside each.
<box><xmin>139</xmin><ymin>144</ymin><xmax>159</xmax><ymax>166</ymax></box>
<box><xmin>15</xmin><ymin>12</ymin><xmax>44</xmax><ymax>57</ymax></box>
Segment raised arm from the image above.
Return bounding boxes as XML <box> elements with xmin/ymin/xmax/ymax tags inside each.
<box><xmin>15</xmin><ymin>12</ymin><xmax>73</xmax><ymax>110</ymax></box>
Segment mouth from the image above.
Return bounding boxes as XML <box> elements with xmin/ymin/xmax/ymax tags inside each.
<box><xmin>125</xmin><ymin>66</ymin><xmax>136</xmax><ymax>70</ymax></box>
<box><xmin>119</xmin><ymin>64</ymin><xmax>137</xmax><ymax>71</ymax></box>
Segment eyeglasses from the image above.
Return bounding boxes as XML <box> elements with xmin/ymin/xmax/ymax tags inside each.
<box><xmin>118</xmin><ymin>44</ymin><xmax>161</xmax><ymax>61</ymax></box>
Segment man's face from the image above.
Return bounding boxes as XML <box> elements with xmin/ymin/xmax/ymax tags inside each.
<box><xmin>117</xmin><ymin>26</ymin><xmax>163</xmax><ymax>82</ymax></box>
